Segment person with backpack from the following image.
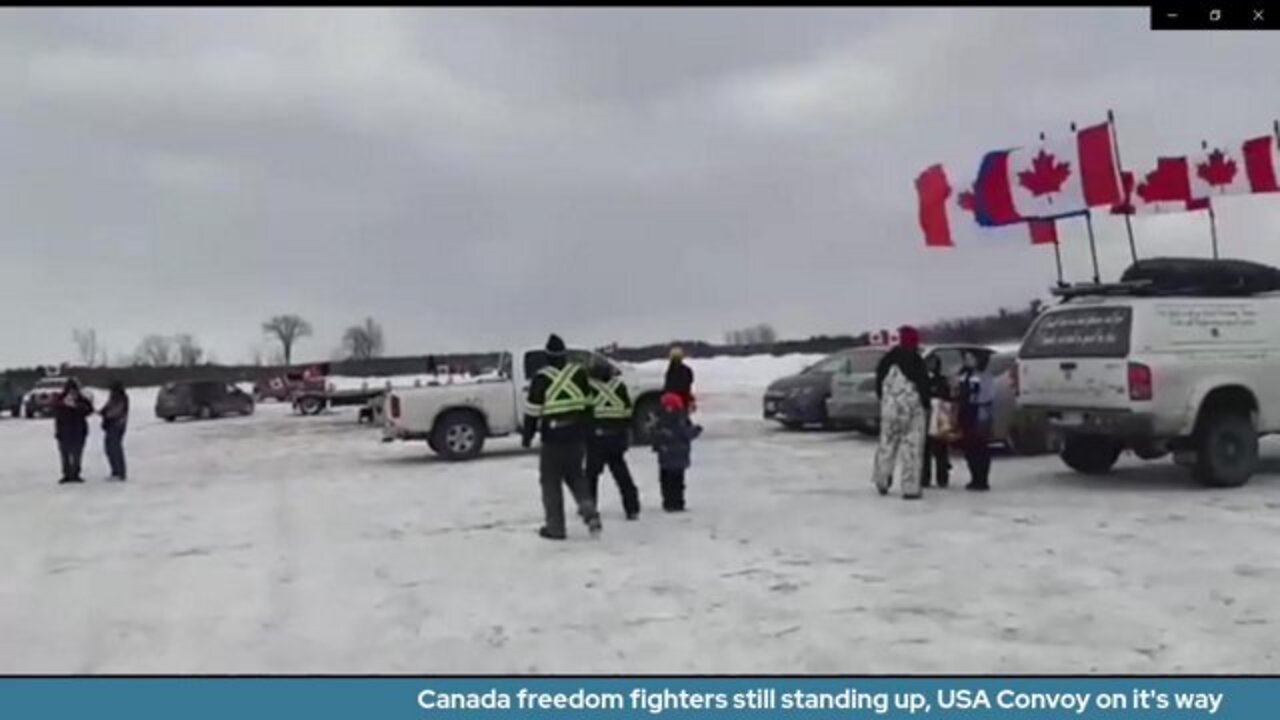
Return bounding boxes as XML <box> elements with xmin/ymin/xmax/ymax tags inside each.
<box><xmin>652</xmin><ymin>392</ymin><xmax>703</xmax><ymax>512</ymax></box>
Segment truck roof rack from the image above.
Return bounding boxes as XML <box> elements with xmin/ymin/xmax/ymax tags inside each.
<box><xmin>1051</xmin><ymin>257</ymin><xmax>1280</xmax><ymax>299</ymax></box>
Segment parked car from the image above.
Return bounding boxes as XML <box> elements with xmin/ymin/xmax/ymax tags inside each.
<box><xmin>23</xmin><ymin>377</ymin><xmax>94</xmax><ymax>419</ymax></box>
<box><xmin>1018</xmin><ymin>257</ymin><xmax>1280</xmax><ymax>487</ymax></box>
<box><xmin>763</xmin><ymin>348</ymin><xmax>873</xmax><ymax>430</ymax></box>
<box><xmin>383</xmin><ymin>346</ymin><xmax>666</xmax><ymax>460</ymax></box>
<box><xmin>0</xmin><ymin>376</ymin><xmax>29</xmax><ymax>418</ymax></box>
<box><xmin>156</xmin><ymin>380</ymin><xmax>255</xmax><ymax>421</ymax></box>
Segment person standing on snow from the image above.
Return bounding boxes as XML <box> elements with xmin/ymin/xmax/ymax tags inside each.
<box><xmin>54</xmin><ymin>378</ymin><xmax>94</xmax><ymax>484</ymax></box>
<box><xmin>663</xmin><ymin>347</ymin><xmax>696</xmax><ymax>413</ymax></box>
<box><xmin>957</xmin><ymin>350</ymin><xmax>996</xmax><ymax>492</ymax></box>
<box><xmin>100</xmin><ymin>380</ymin><xmax>130</xmax><ymax>481</ymax></box>
<box><xmin>586</xmin><ymin>360</ymin><xmax>641</xmax><ymax>520</ymax></box>
<box><xmin>872</xmin><ymin>326</ymin><xmax>929</xmax><ymax>499</ymax></box>
<box><xmin>921</xmin><ymin>354</ymin><xmax>953</xmax><ymax>489</ymax></box>
<box><xmin>652</xmin><ymin>392</ymin><xmax>702</xmax><ymax>512</ymax></box>
<box><xmin>522</xmin><ymin>334</ymin><xmax>603</xmax><ymax>540</ymax></box>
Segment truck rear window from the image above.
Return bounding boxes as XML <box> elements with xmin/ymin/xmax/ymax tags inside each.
<box><xmin>1020</xmin><ymin>307</ymin><xmax>1132</xmax><ymax>359</ymax></box>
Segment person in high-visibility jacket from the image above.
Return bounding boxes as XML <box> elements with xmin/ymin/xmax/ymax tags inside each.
<box><xmin>586</xmin><ymin>360</ymin><xmax>641</xmax><ymax>520</ymax></box>
<box><xmin>522</xmin><ymin>333</ymin><xmax>602</xmax><ymax>540</ymax></box>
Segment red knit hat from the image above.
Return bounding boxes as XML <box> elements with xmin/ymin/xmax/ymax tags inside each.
<box><xmin>898</xmin><ymin>325</ymin><xmax>921</xmax><ymax>349</ymax></box>
<box><xmin>661</xmin><ymin>392</ymin><xmax>686</xmax><ymax>411</ymax></box>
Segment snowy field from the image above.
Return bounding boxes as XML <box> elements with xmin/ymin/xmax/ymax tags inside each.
<box><xmin>2</xmin><ymin>354</ymin><xmax>1280</xmax><ymax>674</ymax></box>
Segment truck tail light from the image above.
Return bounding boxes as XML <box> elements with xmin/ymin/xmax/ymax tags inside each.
<box><xmin>389</xmin><ymin>394</ymin><xmax>401</xmax><ymax>419</ymax></box>
<box><xmin>1128</xmin><ymin>362</ymin><xmax>1153</xmax><ymax>401</ymax></box>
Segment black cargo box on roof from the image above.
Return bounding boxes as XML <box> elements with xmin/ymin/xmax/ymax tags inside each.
<box><xmin>1119</xmin><ymin>257</ymin><xmax>1280</xmax><ymax>297</ymax></box>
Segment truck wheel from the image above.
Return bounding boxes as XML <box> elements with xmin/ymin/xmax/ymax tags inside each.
<box><xmin>1060</xmin><ymin>434</ymin><xmax>1122</xmax><ymax>475</ymax></box>
<box><xmin>164</xmin><ymin>416</ymin><xmax>176</xmax><ymax>423</ymax></box>
<box><xmin>298</xmin><ymin>396</ymin><xmax>326</xmax><ymax>416</ymax></box>
<box><xmin>433</xmin><ymin>411</ymin><xmax>486</xmax><ymax>461</ymax></box>
<box><xmin>631</xmin><ymin>396</ymin><xmax>661</xmax><ymax>445</ymax></box>
<box><xmin>1193</xmin><ymin>411</ymin><xmax>1257</xmax><ymax>488</ymax></box>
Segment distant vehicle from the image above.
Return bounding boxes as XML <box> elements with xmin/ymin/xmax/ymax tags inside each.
<box><xmin>156</xmin><ymin>380</ymin><xmax>255</xmax><ymax>422</ymax></box>
<box><xmin>1018</xmin><ymin>257</ymin><xmax>1280</xmax><ymax>487</ymax></box>
<box><xmin>293</xmin><ymin>386</ymin><xmax>387</xmax><ymax>416</ymax></box>
<box><xmin>762</xmin><ymin>348</ymin><xmax>868</xmax><ymax>430</ymax></box>
<box><xmin>383</xmin><ymin>347</ymin><xmax>666</xmax><ymax>460</ymax></box>
<box><xmin>23</xmin><ymin>377</ymin><xmax>94</xmax><ymax>419</ymax></box>
<box><xmin>0</xmin><ymin>376</ymin><xmax>29</xmax><ymax>418</ymax></box>
<box><xmin>254</xmin><ymin>365</ymin><xmax>328</xmax><ymax>402</ymax></box>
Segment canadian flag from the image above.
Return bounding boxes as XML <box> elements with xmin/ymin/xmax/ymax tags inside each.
<box><xmin>916</xmin><ymin>164</ymin><xmax>1058</xmax><ymax>248</ymax></box>
<box><xmin>1111</xmin><ymin>160</ymin><xmax>1211</xmax><ymax>215</ymax></box>
<box><xmin>973</xmin><ymin>122</ymin><xmax>1124</xmax><ymax>225</ymax></box>
<box><xmin>1188</xmin><ymin>136</ymin><xmax>1280</xmax><ymax>198</ymax></box>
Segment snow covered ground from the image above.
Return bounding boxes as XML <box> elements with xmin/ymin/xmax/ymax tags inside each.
<box><xmin>2</xmin><ymin>354</ymin><xmax>1280</xmax><ymax>674</ymax></box>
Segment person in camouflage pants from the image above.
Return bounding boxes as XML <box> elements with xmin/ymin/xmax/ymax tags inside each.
<box><xmin>871</xmin><ymin>326</ymin><xmax>930</xmax><ymax>500</ymax></box>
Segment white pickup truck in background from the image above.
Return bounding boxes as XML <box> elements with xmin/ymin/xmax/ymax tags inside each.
<box><xmin>382</xmin><ymin>347</ymin><xmax>667</xmax><ymax>460</ymax></box>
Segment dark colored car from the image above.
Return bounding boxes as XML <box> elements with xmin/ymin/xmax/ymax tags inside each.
<box><xmin>763</xmin><ymin>349</ymin><xmax>868</xmax><ymax>430</ymax></box>
<box><xmin>0</xmin><ymin>376</ymin><xmax>29</xmax><ymax>418</ymax></box>
<box><xmin>156</xmin><ymin>381</ymin><xmax>255</xmax><ymax>422</ymax></box>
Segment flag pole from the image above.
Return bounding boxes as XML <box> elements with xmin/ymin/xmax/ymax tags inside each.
<box><xmin>1208</xmin><ymin>201</ymin><xmax>1220</xmax><ymax>259</ymax></box>
<box><xmin>1201</xmin><ymin>139</ymin><xmax>1219</xmax><ymax>259</ymax></box>
<box><xmin>1083</xmin><ymin>210</ymin><xmax>1101</xmax><ymax>284</ymax></box>
<box><xmin>1107</xmin><ymin>109</ymin><xmax>1139</xmax><ymax>263</ymax></box>
<box><xmin>1052</xmin><ymin>235</ymin><xmax>1065</xmax><ymax>287</ymax></box>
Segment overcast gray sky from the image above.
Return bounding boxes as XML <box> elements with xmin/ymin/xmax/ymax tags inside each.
<box><xmin>2</xmin><ymin>8</ymin><xmax>1278</xmax><ymax>367</ymax></box>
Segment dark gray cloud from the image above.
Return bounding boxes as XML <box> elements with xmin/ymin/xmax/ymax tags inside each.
<box><xmin>2</xmin><ymin>8</ymin><xmax>1277</xmax><ymax>366</ymax></box>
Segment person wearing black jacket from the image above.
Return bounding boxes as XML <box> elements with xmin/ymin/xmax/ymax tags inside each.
<box><xmin>522</xmin><ymin>334</ymin><xmax>602</xmax><ymax>540</ymax></box>
<box><xmin>871</xmin><ymin>327</ymin><xmax>930</xmax><ymax>499</ymax></box>
<box><xmin>586</xmin><ymin>361</ymin><xmax>641</xmax><ymax>520</ymax></box>
<box><xmin>921</xmin><ymin>355</ymin><xmax>952</xmax><ymax>489</ymax></box>
<box><xmin>663</xmin><ymin>347</ymin><xmax>695</xmax><ymax>412</ymax></box>
<box><xmin>54</xmin><ymin>378</ymin><xmax>94</xmax><ymax>484</ymax></box>
<box><xmin>100</xmin><ymin>380</ymin><xmax>130</xmax><ymax>481</ymax></box>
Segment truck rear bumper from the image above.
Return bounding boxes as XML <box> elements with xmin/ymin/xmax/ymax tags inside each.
<box><xmin>1022</xmin><ymin>406</ymin><xmax>1159</xmax><ymax>439</ymax></box>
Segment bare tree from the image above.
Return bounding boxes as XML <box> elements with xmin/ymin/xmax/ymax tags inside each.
<box><xmin>72</xmin><ymin>329</ymin><xmax>101</xmax><ymax>367</ymax></box>
<box><xmin>262</xmin><ymin>314</ymin><xmax>313</xmax><ymax>366</ymax></box>
<box><xmin>174</xmin><ymin>334</ymin><xmax>205</xmax><ymax>366</ymax></box>
<box><xmin>341</xmin><ymin>317</ymin><xmax>386</xmax><ymax>361</ymax></box>
<box><xmin>134</xmin><ymin>335</ymin><xmax>175</xmax><ymax>367</ymax></box>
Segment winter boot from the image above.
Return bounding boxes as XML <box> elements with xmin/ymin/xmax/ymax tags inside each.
<box><xmin>538</xmin><ymin>527</ymin><xmax>567</xmax><ymax>541</ymax></box>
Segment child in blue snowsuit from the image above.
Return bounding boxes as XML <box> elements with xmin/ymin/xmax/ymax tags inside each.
<box><xmin>652</xmin><ymin>392</ymin><xmax>703</xmax><ymax>512</ymax></box>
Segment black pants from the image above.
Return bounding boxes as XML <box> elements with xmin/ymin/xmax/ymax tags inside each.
<box><xmin>58</xmin><ymin>436</ymin><xmax>86</xmax><ymax>481</ymax></box>
<box><xmin>922</xmin><ymin>437</ymin><xmax>951</xmax><ymax>487</ymax></box>
<box><xmin>659</xmin><ymin>469</ymin><xmax>686</xmax><ymax>511</ymax></box>
<box><xmin>964</xmin><ymin>437</ymin><xmax>992</xmax><ymax>489</ymax></box>
<box><xmin>104</xmin><ymin>425</ymin><xmax>127</xmax><ymax>479</ymax></box>
<box><xmin>539</xmin><ymin>441</ymin><xmax>597</xmax><ymax>535</ymax></box>
<box><xmin>587</xmin><ymin>432</ymin><xmax>639</xmax><ymax>516</ymax></box>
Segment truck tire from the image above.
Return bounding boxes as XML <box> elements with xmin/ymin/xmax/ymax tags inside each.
<box><xmin>1193</xmin><ymin>410</ymin><xmax>1257</xmax><ymax>488</ymax></box>
<box><xmin>433</xmin><ymin>410</ymin><xmax>486</xmax><ymax>461</ymax></box>
<box><xmin>297</xmin><ymin>396</ymin><xmax>326</xmax><ymax>416</ymax></box>
<box><xmin>631</xmin><ymin>395</ymin><xmax>661</xmax><ymax>445</ymax></box>
<box><xmin>1060</xmin><ymin>434</ymin><xmax>1122</xmax><ymax>475</ymax></box>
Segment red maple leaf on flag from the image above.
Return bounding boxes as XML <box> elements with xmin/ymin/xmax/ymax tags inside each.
<box><xmin>957</xmin><ymin>189</ymin><xmax>976</xmax><ymax>213</ymax></box>
<box><xmin>1197</xmin><ymin>149</ymin><xmax>1237</xmax><ymax>189</ymax></box>
<box><xmin>1018</xmin><ymin>150</ymin><xmax>1072</xmax><ymax>198</ymax></box>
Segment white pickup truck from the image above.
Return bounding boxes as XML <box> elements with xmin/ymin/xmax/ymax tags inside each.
<box><xmin>382</xmin><ymin>347</ymin><xmax>667</xmax><ymax>460</ymax></box>
<box><xmin>1017</xmin><ymin>258</ymin><xmax>1280</xmax><ymax>487</ymax></box>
